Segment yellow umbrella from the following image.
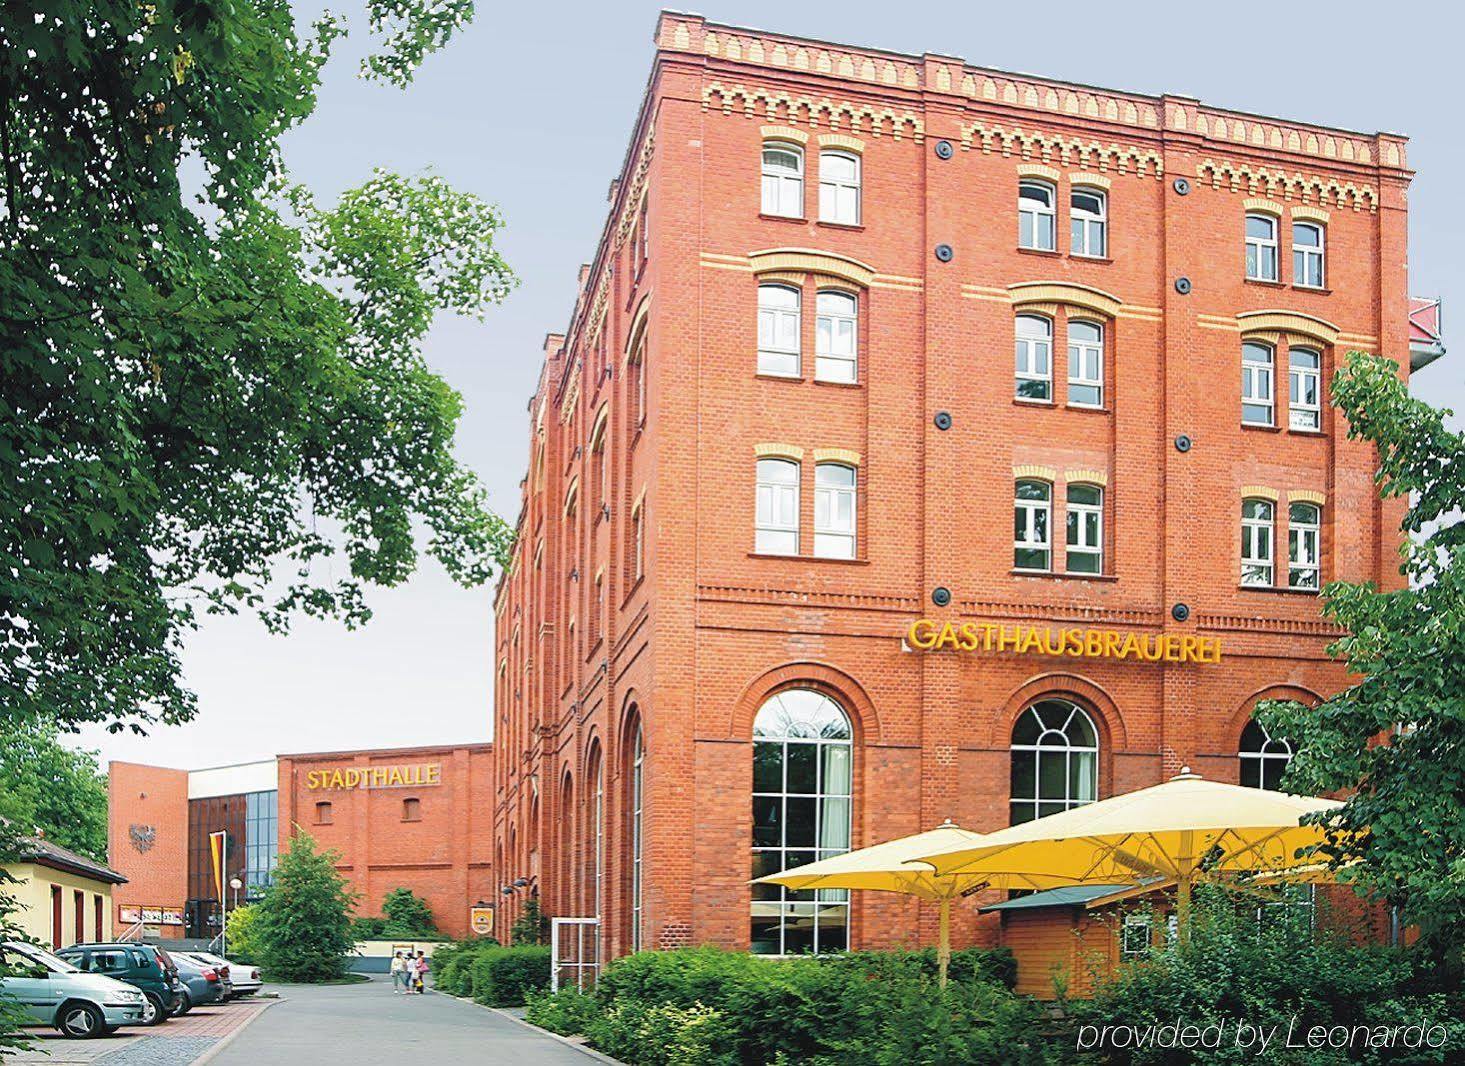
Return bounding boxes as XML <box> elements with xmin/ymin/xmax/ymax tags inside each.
<box><xmin>754</xmin><ymin>820</ymin><xmax>1078</xmax><ymax>986</ymax></box>
<box><xmin>916</xmin><ymin>770</ymin><xmax>1346</xmax><ymax>944</ymax></box>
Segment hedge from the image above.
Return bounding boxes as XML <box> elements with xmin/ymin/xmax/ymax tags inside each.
<box><xmin>468</xmin><ymin>945</ymin><xmax>552</xmax><ymax>1007</ymax></box>
<box><xmin>428</xmin><ymin>938</ymin><xmax>501</xmax><ymax>997</ymax></box>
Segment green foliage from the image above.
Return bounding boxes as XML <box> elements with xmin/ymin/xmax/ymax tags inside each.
<box><xmin>1256</xmin><ymin>352</ymin><xmax>1465</xmax><ymax>968</ymax></box>
<box><xmin>0</xmin><ymin>0</ymin><xmax>516</xmax><ymax>740</ymax></box>
<box><xmin>350</xmin><ymin>915</ymin><xmax>389</xmax><ymax>941</ymax></box>
<box><xmin>584</xmin><ymin>1000</ymin><xmax>739</xmax><ymax>1066</ymax></box>
<box><xmin>468</xmin><ymin>945</ymin><xmax>552</xmax><ymax>1006</ymax></box>
<box><xmin>537</xmin><ymin>946</ymin><xmax>1055</xmax><ymax>1066</ymax></box>
<box><xmin>0</xmin><ymin>718</ymin><xmax>108</xmax><ymax>861</ymax></box>
<box><xmin>381</xmin><ymin>887</ymin><xmax>438</xmax><ymax>938</ymax></box>
<box><xmin>254</xmin><ymin>832</ymin><xmax>359</xmax><ymax>982</ymax></box>
<box><xmin>224</xmin><ymin>903</ymin><xmax>262</xmax><ymax>964</ymax></box>
<box><xmin>524</xmin><ymin>985</ymin><xmax>602</xmax><ymax>1034</ymax></box>
<box><xmin>0</xmin><ymin>824</ymin><xmax>35</xmax><ymax>1053</ymax></box>
<box><xmin>1066</xmin><ymin>886</ymin><xmax>1465</xmax><ymax>1064</ymax></box>
<box><xmin>510</xmin><ymin>897</ymin><xmax>550</xmax><ymax>945</ymax></box>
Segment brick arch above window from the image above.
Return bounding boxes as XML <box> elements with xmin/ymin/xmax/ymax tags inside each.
<box><xmin>753</xmin><ymin>442</ymin><xmax>804</xmax><ymax>461</ymax></box>
<box><xmin>1065</xmin><ymin>468</ymin><xmax>1108</xmax><ymax>486</ymax></box>
<box><xmin>749</xmin><ymin>248</ymin><xmax>875</xmax><ymax>290</ymax></box>
<box><xmin>1225</xmin><ymin>683</ymin><xmax>1324</xmax><ymax>741</ymax></box>
<box><xmin>1016</xmin><ymin>162</ymin><xmax>1061</xmax><ymax>182</ymax></box>
<box><xmin>1240</xmin><ymin>484</ymin><xmax>1281</xmax><ymax>502</ymax></box>
<box><xmin>1013</xmin><ymin>463</ymin><xmax>1058</xmax><ymax>482</ymax></box>
<box><xmin>623</xmin><ymin>294</ymin><xmax>651</xmax><ymax>363</ymax></box>
<box><xmin>817</xmin><ymin>132</ymin><xmax>864</xmax><ymax>154</ymax></box>
<box><xmin>1243</xmin><ymin>196</ymin><xmax>1286</xmax><ymax>216</ymax></box>
<box><xmin>1009</xmin><ymin>281</ymin><xmax>1122</xmax><ymax>320</ymax></box>
<box><xmin>1288</xmin><ymin>488</ymin><xmax>1326</xmax><ymax>506</ymax></box>
<box><xmin>1236</xmin><ymin>310</ymin><xmax>1339</xmax><ymax>347</ymax></box>
<box><xmin>994</xmin><ymin>671</ymin><xmax>1129</xmax><ymax>754</ymax></box>
<box><xmin>1070</xmin><ymin>172</ymin><xmax>1112</xmax><ymax>191</ymax></box>
<box><xmin>730</xmin><ymin>660</ymin><xmax>882</xmax><ymax>745</ymax></box>
<box><xmin>759</xmin><ymin>124</ymin><xmax>808</xmax><ymax>145</ymax></box>
<box><xmin>1291</xmin><ymin>205</ymin><xmax>1331</xmax><ymax>224</ymax></box>
<box><xmin>813</xmin><ymin>447</ymin><xmax>862</xmax><ymax>466</ymax></box>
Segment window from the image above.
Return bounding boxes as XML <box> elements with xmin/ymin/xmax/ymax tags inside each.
<box><xmin>1019</xmin><ymin>181</ymin><xmax>1056</xmax><ymax>251</ymax></box>
<box><xmin>1239</xmin><ymin>720</ymin><xmax>1293</xmax><ymax>790</ymax></box>
<box><xmin>1241</xmin><ymin>498</ymin><xmax>1274</xmax><ymax>586</ymax></box>
<box><xmin>814</xmin><ymin>463</ymin><xmax>857</xmax><ymax>559</ymax></box>
<box><xmin>1066</xmin><ymin>484</ymin><xmax>1103</xmax><ymax>574</ymax></box>
<box><xmin>751</xmin><ymin>689</ymin><xmax>852</xmax><ymax>955</ymax></box>
<box><xmin>755</xmin><ymin>458</ymin><xmax>799</xmax><ymax>554</ymax></box>
<box><xmin>1288</xmin><ymin>502</ymin><xmax>1321</xmax><ymax>590</ymax></box>
<box><xmin>629</xmin><ymin>721</ymin><xmax>645</xmax><ymax>951</ymax></box>
<box><xmin>1245</xmin><ymin>213</ymin><xmax>1279</xmax><ymax>281</ymax></box>
<box><xmin>635</xmin><ymin>195</ymin><xmax>649</xmax><ymax>268</ymax></box>
<box><xmin>1010</xmin><ymin>699</ymin><xmax>1098</xmax><ymax>824</ymax></box>
<box><xmin>1293</xmin><ymin>222</ymin><xmax>1325</xmax><ymax>288</ymax></box>
<box><xmin>1288</xmin><ymin>348</ymin><xmax>1321</xmax><ymax>430</ymax></box>
<box><xmin>1067</xmin><ymin>320</ymin><xmax>1103</xmax><ymax>407</ymax></box>
<box><xmin>244</xmin><ymin>789</ymin><xmax>278</xmax><ymax>892</ymax></box>
<box><xmin>761</xmin><ymin>142</ymin><xmax>803</xmax><ymax>217</ymax></box>
<box><xmin>314</xmin><ymin>801</ymin><xmax>333</xmax><ymax>825</ymax></box>
<box><xmin>814</xmin><ymin>291</ymin><xmax>858</xmax><ymax>383</ymax></box>
<box><xmin>818</xmin><ymin>151</ymin><xmax>860</xmax><ymax>225</ymax></box>
<box><xmin>1071</xmin><ymin>187</ymin><xmax>1107</xmax><ymax>257</ymax></box>
<box><xmin>757</xmin><ymin>284</ymin><xmax>801</xmax><ymax>377</ymax></box>
<box><xmin>1015</xmin><ymin>315</ymin><xmax>1053</xmax><ymax>401</ymax></box>
<box><xmin>1014</xmin><ymin>480</ymin><xmax>1052</xmax><ymax>571</ymax></box>
<box><xmin>631</xmin><ymin>502</ymin><xmax>645</xmax><ymax>581</ymax></box>
<box><xmin>402</xmin><ymin>797</ymin><xmax>421</xmax><ymax>822</ymax></box>
<box><xmin>1242</xmin><ymin>341</ymin><xmax>1275</xmax><ymax>425</ymax></box>
<box><xmin>634</xmin><ymin>342</ymin><xmax>648</xmax><ymax>426</ymax></box>
<box><xmin>1121</xmin><ymin>913</ymin><xmax>1152</xmax><ymax>959</ymax></box>
<box><xmin>590</xmin><ymin>748</ymin><xmax>604</xmax><ymax>937</ymax></box>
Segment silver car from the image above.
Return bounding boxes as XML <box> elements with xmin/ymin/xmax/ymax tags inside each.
<box><xmin>1</xmin><ymin>941</ymin><xmax>147</xmax><ymax>1038</ymax></box>
<box><xmin>178</xmin><ymin>951</ymin><xmax>262</xmax><ymax>998</ymax></box>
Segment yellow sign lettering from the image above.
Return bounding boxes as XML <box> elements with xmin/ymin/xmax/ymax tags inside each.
<box><xmin>904</xmin><ymin>621</ymin><xmax>1221</xmax><ymax>664</ymax></box>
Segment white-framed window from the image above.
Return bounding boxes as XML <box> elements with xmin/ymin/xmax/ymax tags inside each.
<box><xmin>1014</xmin><ymin>479</ymin><xmax>1052</xmax><ymax>572</ymax></box>
<box><xmin>1288</xmin><ymin>502</ymin><xmax>1321</xmax><ymax>590</ymax></box>
<box><xmin>751</xmin><ymin>689</ymin><xmax>853</xmax><ymax>955</ymax></box>
<box><xmin>1015</xmin><ymin>314</ymin><xmax>1053</xmax><ymax>401</ymax></box>
<box><xmin>1293</xmin><ymin>222</ymin><xmax>1325</xmax><ymax>288</ymax></box>
<box><xmin>755</xmin><ymin>458</ymin><xmax>800</xmax><ymax>555</ymax></box>
<box><xmin>1067</xmin><ymin>320</ymin><xmax>1104</xmax><ymax>407</ymax></box>
<box><xmin>1071</xmin><ymin>187</ymin><xmax>1107</xmax><ymax>257</ymax></box>
<box><xmin>629</xmin><ymin>721</ymin><xmax>645</xmax><ymax>951</ymax></box>
<box><xmin>1245</xmin><ymin>213</ymin><xmax>1279</xmax><ymax>281</ymax></box>
<box><xmin>1241</xmin><ymin>498</ymin><xmax>1275</xmax><ymax>587</ymax></box>
<box><xmin>1010</xmin><ymin>699</ymin><xmax>1098</xmax><ymax>824</ymax></box>
<box><xmin>1019</xmin><ymin>180</ymin><xmax>1057</xmax><ymax>251</ymax></box>
<box><xmin>1066</xmin><ymin>483</ymin><xmax>1103</xmax><ymax>574</ymax></box>
<box><xmin>814</xmin><ymin>290</ymin><xmax>858</xmax><ymax>383</ymax></box>
<box><xmin>814</xmin><ymin>463</ymin><xmax>857</xmax><ymax>559</ymax></box>
<box><xmin>1239</xmin><ymin>719</ymin><xmax>1293</xmax><ymax>791</ymax></box>
<box><xmin>1242</xmin><ymin>341</ymin><xmax>1275</xmax><ymax>425</ymax></box>
<box><xmin>818</xmin><ymin>151</ymin><xmax>860</xmax><ymax>225</ymax></box>
<box><xmin>634</xmin><ymin>342</ymin><xmax>648</xmax><ymax>426</ymax></box>
<box><xmin>757</xmin><ymin>283</ymin><xmax>801</xmax><ymax>377</ymax></box>
<box><xmin>761</xmin><ymin>142</ymin><xmax>804</xmax><ymax>217</ymax></box>
<box><xmin>631</xmin><ymin>504</ymin><xmax>645</xmax><ymax>581</ymax></box>
<box><xmin>1121</xmin><ymin>913</ymin><xmax>1152</xmax><ymax>960</ymax></box>
<box><xmin>1288</xmin><ymin>347</ymin><xmax>1321</xmax><ymax>430</ymax></box>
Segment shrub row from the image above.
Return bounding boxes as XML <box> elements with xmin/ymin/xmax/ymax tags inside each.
<box><xmin>430</xmin><ymin>940</ymin><xmax>549</xmax><ymax>1007</ymax></box>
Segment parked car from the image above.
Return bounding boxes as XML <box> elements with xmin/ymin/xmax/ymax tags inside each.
<box><xmin>179</xmin><ymin>951</ymin><xmax>261</xmax><ymax>999</ymax></box>
<box><xmin>0</xmin><ymin>940</ymin><xmax>147</xmax><ymax>1038</ymax></box>
<box><xmin>56</xmin><ymin>942</ymin><xmax>182</xmax><ymax>1025</ymax></box>
<box><xmin>168</xmin><ymin>952</ymin><xmax>230</xmax><ymax>1013</ymax></box>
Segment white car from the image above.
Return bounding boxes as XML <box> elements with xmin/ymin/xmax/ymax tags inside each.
<box><xmin>177</xmin><ymin>951</ymin><xmax>262</xmax><ymax>998</ymax></box>
<box><xmin>1</xmin><ymin>941</ymin><xmax>147</xmax><ymax>1038</ymax></box>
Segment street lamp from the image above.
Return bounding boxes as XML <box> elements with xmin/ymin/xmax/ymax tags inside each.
<box><xmin>228</xmin><ymin>876</ymin><xmax>243</xmax><ymax>909</ymax></box>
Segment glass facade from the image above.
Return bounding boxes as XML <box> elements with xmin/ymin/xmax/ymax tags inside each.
<box><xmin>244</xmin><ymin>790</ymin><xmax>278</xmax><ymax>896</ymax></box>
<box><xmin>186</xmin><ymin>788</ymin><xmax>278</xmax><ymax>936</ymax></box>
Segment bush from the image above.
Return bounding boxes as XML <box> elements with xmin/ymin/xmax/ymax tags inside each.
<box><xmin>468</xmin><ymin>945</ymin><xmax>552</xmax><ymax>1006</ymax></box>
<box><xmin>224</xmin><ymin>903</ymin><xmax>262</xmax><ymax>964</ymax></box>
<box><xmin>510</xmin><ymin>897</ymin><xmax>549</xmax><ymax>945</ymax></box>
<box><xmin>381</xmin><ymin>887</ymin><xmax>437</xmax><ymax>938</ymax></box>
<box><xmin>430</xmin><ymin>938</ymin><xmax>499</xmax><ymax>996</ymax></box>
<box><xmin>350</xmin><ymin>915</ymin><xmax>387</xmax><ymax>941</ymax></box>
<box><xmin>525</xmin><ymin>986</ymin><xmax>601</xmax><ymax>1035</ymax></box>
<box><xmin>586</xmin><ymin>1000</ymin><xmax>738</xmax><ymax>1066</ymax></box>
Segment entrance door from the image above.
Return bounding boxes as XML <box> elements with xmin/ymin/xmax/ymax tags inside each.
<box><xmin>50</xmin><ymin>886</ymin><xmax>62</xmax><ymax>949</ymax></box>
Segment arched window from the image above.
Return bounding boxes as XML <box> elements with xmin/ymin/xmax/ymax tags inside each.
<box><xmin>1245</xmin><ymin>213</ymin><xmax>1279</xmax><ymax>281</ymax></box>
<box><xmin>587</xmin><ymin>745</ymin><xmax>604</xmax><ymax>957</ymax></box>
<box><xmin>751</xmin><ymin>689</ymin><xmax>853</xmax><ymax>955</ymax></box>
<box><xmin>814</xmin><ymin>290</ymin><xmax>858</xmax><ymax>383</ymax></box>
<box><xmin>1014</xmin><ymin>479</ymin><xmax>1052</xmax><ymax>571</ymax></box>
<box><xmin>761</xmin><ymin>142</ymin><xmax>804</xmax><ymax>218</ymax></box>
<box><xmin>1071</xmin><ymin>187</ymin><xmax>1107</xmax><ymax>257</ymax></box>
<box><xmin>818</xmin><ymin>151</ymin><xmax>861</xmax><ymax>225</ymax></box>
<box><xmin>1067</xmin><ymin>320</ymin><xmax>1104</xmax><ymax>407</ymax></box>
<box><xmin>755</xmin><ymin>458</ymin><xmax>800</xmax><ymax>554</ymax></box>
<box><xmin>1242</xmin><ymin>341</ymin><xmax>1275</xmax><ymax>426</ymax></box>
<box><xmin>1010</xmin><ymin>700</ymin><xmax>1099</xmax><ymax>824</ymax></box>
<box><xmin>757</xmin><ymin>284</ymin><xmax>801</xmax><ymax>377</ymax></box>
<box><xmin>1015</xmin><ymin>314</ymin><xmax>1053</xmax><ymax>401</ymax></box>
<box><xmin>1293</xmin><ymin>222</ymin><xmax>1325</xmax><ymax>288</ymax></box>
<box><xmin>1241</xmin><ymin>498</ymin><xmax>1275</xmax><ymax>586</ymax></box>
<box><xmin>813</xmin><ymin>463</ymin><xmax>856</xmax><ymax>559</ymax></box>
<box><xmin>1019</xmin><ymin>180</ymin><xmax>1056</xmax><ymax>251</ymax></box>
<box><xmin>1065</xmin><ymin>483</ymin><xmax>1103</xmax><ymax>574</ymax></box>
<box><xmin>1288</xmin><ymin>347</ymin><xmax>1321</xmax><ymax>430</ymax></box>
<box><xmin>1239</xmin><ymin>720</ymin><xmax>1293</xmax><ymax>790</ymax></box>
<box><xmin>1288</xmin><ymin>502</ymin><xmax>1321</xmax><ymax>590</ymax></box>
<box><xmin>628</xmin><ymin>718</ymin><xmax>645</xmax><ymax>951</ymax></box>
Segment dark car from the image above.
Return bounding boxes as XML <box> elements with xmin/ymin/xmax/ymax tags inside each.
<box><xmin>169</xmin><ymin>952</ymin><xmax>230</xmax><ymax>1014</ymax></box>
<box><xmin>56</xmin><ymin>943</ymin><xmax>182</xmax><ymax>1026</ymax></box>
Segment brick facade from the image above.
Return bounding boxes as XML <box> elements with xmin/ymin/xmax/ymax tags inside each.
<box><xmin>107</xmin><ymin>761</ymin><xmax>190</xmax><ymax>939</ymax></box>
<box><xmin>491</xmin><ymin>12</ymin><xmax>1411</xmax><ymax>963</ymax></box>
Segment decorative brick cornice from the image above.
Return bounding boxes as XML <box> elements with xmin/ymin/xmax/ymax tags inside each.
<box><xmin>961</xmin><ymin>122</ymin><xmax>1163</xmax><ymax>178</ymax></box>
<box><xmin>1197</xmin><ymin>160</ymin><xmax>1376</xmax><ymax>212</ymax></box>
<box><xmin>702</xmin><ymin>83</ymin><xmax>925</xmax><ymax>141</ymax></box>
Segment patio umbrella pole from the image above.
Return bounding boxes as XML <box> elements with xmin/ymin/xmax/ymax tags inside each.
<box><xmin>937</xmin><ymin>896</ymin><xmax>951</xmax><ymax>989</ymax></box>
<box><xmin>1176</xmin><ymin>830</ymin><xmax>1194</xmax><ymax>947</ymax></box>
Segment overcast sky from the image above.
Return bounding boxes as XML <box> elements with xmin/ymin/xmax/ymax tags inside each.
<box><xmin>80</xmin><ymin>0</ymin><xmax>1462</xmax><ymax>771</ymax></box>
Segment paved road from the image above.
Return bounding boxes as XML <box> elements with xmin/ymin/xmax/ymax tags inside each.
<box><xmin>210</xmin><ymin>976</ymin><xmax>601</xmax><ymax>1065</ymax></box>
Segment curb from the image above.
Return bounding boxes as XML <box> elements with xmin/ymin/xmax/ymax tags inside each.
<box><xmin>487</xmin><ymin>1008</ymin><xmax>626</xmax><ymax>1065</ymax></box>
<box><xmin>189</xmin><ymin>997</ymin><xmax>279</xmax><ymax>1066</ymax></box>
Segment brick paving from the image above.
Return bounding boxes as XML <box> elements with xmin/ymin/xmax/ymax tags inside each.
<box><xmin>8</xmin><ymin>998</ymin><xmax>272</xmax><ymax>1066</ymax></box>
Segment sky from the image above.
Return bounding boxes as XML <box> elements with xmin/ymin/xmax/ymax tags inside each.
<box><xmin>80</xmin><ymin>0</ymin><xmax>1463</xmax><ymax>770</ymax></box>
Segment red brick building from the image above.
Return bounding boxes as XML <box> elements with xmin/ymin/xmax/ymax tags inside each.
<box><xmin>108</xmin><ymin>742</ymin><xmax>495</xmax><ymax>940</ymax></box>
<box><xmin>491</xmin><ymin>12</ymin><xmax>1423</xmax><ymax>968</ymax></box>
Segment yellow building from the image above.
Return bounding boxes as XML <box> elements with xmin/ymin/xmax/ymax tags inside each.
<box><xmin>3</xmin><ymin>834</ymin><xmax>126</xmax><ymax>950</ymax></box>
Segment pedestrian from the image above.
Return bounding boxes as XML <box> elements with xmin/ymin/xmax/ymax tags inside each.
<box><xmin>413</xmin><ymin>950</ymin><xmax>429</xmax><ymax>994</ymax></box>
<box><xmin>390</xmin><ymin>951</ymin><xmax>407</xmax><ymax>994</ymax></box>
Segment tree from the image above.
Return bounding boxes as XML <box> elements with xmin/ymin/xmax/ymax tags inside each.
<box><xmin>0</xmin><ymin>823</ymin><xmax>34</xmax><ymax>1054</ymax></box>
<box><xmin>381</xmin><ymin>887</ymin><xmax>438</xmax><ymax>938</ymax></box>
<box><xmin>254</xmin><ymin>831</ymin><xmax>359</xmax><ymax>982</ymax></box>
<box><xmin>1259</xmin><ymin>352</ymin><xmax>1465</xmax><ymax>972</ymax></box>
<box><xmin>224</xmin><ymin>902</ymin><xmax>262</xmax><ymax>964</ymax></box>
<box><xmin>0</xmin><ymin>1</ymin><xmax>515</xmax><ymax>741</ymax></box>
<box><xmin>511</xmin><ymin>897</ymin><xmax>550</xmax><ymax>946</ymax></box>
<box><xmin>0</xmin><ymin>719</ymin><xmax>108</xmax><ymax>861</ymax></box>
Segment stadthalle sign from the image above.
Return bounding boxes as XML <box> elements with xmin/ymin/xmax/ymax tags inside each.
<box><xmin>305</xmin><ymin>763</ymin><xmax>443</xmax><ymax>790</ymax></box>
<box><xmin>905</xmin><ymin>620</ymin><xmax>1223</xmax><ymax>664</ymax></box>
